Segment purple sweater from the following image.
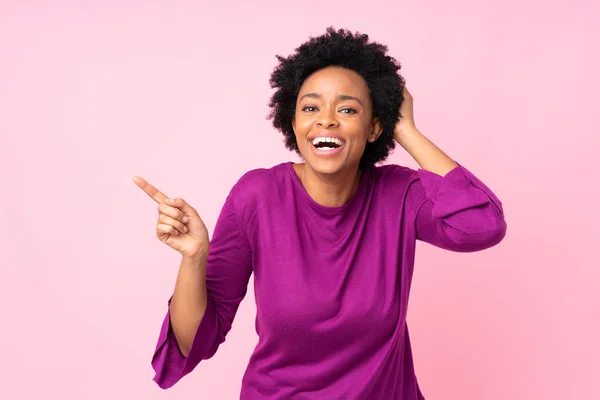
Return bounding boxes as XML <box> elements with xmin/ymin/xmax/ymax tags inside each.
<box><xmin>151</xmin><ymin>162</ymin><xmax>506</xmax><ymax>399</ymax></box>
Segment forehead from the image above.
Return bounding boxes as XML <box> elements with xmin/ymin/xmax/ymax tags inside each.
<box><xmin>299</xmin><ymin>67</ymin><xmax>369</xmax><ymax>97</ymax></box>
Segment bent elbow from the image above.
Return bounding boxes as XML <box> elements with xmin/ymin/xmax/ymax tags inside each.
<box><xmin>445</xmin><ymin>217</ymin><xmax>507</xmax><ymax>253</ymax></box>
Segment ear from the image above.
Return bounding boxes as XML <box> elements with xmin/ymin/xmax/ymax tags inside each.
<box><xmin>368</xmin><ymin>117</ymin><xmax>383</xmax><ymax>143</ymax></box>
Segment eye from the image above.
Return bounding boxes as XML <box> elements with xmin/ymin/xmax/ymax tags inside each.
<box><xmin>301</xmin><ymin>105</ymin><xmax>318</xmax><ymax>112</ymax></box>
<box><xmin>340</xmin><ymin>108</ymin><xmax>357</xmax><ymax>114</ymax></box>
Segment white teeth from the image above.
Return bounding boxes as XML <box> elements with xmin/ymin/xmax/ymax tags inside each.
<box><xmin>312</xmin><ymin>137</ymin><xmax>344</xmax><ymax>146</ymax></box>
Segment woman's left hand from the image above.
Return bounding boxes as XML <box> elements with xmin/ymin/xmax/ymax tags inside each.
<box><xmin>392</xmin><ymin>86</ymin><xmax>458</xmax><ymax>175</ymax></box>
<box><xmin>393</xmin><ymin>86</ymin><xmax>416</xmax><ymax>144</ymax></box>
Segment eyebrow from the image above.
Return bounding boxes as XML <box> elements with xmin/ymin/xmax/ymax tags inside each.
<box><xmin>298</xmin><ymin>92</ymin><xmax>363</xmax><ymax>106</ymax></box>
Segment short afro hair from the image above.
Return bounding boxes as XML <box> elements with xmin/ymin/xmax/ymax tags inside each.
<box><xmin>268</xmin><ymin>27</ymin><xmax>406</xmax><ymax>170</ymax></box>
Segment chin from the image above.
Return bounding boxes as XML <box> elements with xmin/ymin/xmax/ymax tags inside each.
<box><xmin>307</xmin><ymin>159</ymin><xmax>343</xmax><ymax>175</ymax></box>
<box><xmin>304</xmin><ymin>153</ymin><xmax>358</xmax><ymax>177</ymax></box>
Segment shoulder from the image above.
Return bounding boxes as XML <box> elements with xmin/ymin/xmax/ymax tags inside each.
<box><xmin>227</xmin><ymin>162</ymin><xmax>289</xmax><ymax>212</ymax></box>
<box><xmin>370</xmin><ymin>163</ymin><xmax>426</xmax><ymax>212</ymax></box>
<box><xmin>230</xmin><ymin>163</ymin><xmax>286</xmax><ymax>197</ymax></box>
<box><xmin>371</xmin><ymin>163</ymin><xmax>420</xmax><ymax>186</ymax></box>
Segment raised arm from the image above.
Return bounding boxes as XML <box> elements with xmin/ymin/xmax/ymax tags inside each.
<box><xmin>396</xmin><ymin>87</ymin><xmax>507</xmax><ymax>251</ymax></box>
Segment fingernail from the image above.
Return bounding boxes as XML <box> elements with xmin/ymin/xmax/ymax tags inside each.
<box><xmin>183</xmin><ymin>216</ymin><xmax>189</xmax><ymax>223</ymax></box>
<box><xmin>183</xmin><ymin>226</ymin><xmax>188</xmax><ymax>232</ymax></box>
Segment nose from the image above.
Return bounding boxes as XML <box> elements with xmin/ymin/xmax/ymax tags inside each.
<box><xmin>316</xmin><ymin>108</ymin><xmax>338</xmax><ymax>128</ymax></box>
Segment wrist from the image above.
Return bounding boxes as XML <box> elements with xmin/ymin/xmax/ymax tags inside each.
<box><xmin>395</xmin><ymin>124</ymin><xmax>421</xmax><ymax>147</ymax></box>
<box><xmin>182</xmin><ymin>250</ymin><xmax>208</xmax><ymax>267</ymax></box>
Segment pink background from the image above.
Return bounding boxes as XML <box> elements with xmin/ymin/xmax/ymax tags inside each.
<box><xmin>1</xmin><ymin>1</ymin><xmax>598</xmax><ymax>399</ymax></box>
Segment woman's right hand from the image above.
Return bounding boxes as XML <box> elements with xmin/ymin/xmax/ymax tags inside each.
<box><xmin>133</xmin><ymin>176</ymin><xmax>209</xmax><ymax>260</ymax></box>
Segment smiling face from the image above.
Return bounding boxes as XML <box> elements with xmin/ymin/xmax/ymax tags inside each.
<box><xmin>292</xmin><ymin>66</ymin><xmax>382</xmax><ymax>176</ymax></box>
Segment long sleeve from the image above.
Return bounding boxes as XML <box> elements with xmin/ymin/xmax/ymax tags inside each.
<box><xmin>409</xmin><ymin>163</ymin><xmax>507</xmax><ymax>252</ymax></box>
<box><xmin>151</xmin><ymin>188</ymin><xmax>253</xmax><ymax>389</ymax></box>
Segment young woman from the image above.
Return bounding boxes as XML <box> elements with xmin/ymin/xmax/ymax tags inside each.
<box><xmin>134</xmin><ymin>27</ymin><xmax>507</xmax><ymax>399</ymax></box>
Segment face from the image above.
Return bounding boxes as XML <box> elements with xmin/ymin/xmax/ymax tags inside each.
<box><xmin>292</xmin><ymin>66</ymin><xmax>382</xmax><ymax>176</ymax></box>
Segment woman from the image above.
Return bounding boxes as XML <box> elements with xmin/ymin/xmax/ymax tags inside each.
<box><xmin>134</xmin><ymin>28</ymin><xmax>507</xmax><ymax>399</ymax></box>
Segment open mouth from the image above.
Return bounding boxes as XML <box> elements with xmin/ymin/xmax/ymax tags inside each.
<box><xmin>311</xmin><ymin>137</ymin><xmax>345</xmax><ymax>151</ymax></box>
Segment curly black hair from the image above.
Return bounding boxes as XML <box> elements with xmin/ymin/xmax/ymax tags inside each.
<box><xmin>268</xmin><ymin>27</ymin><xmax>406</xmax><ymax>170</ymax></box>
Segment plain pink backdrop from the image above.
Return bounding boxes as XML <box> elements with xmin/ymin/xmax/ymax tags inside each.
<box><xmin>1</xmin><ymin>1</ymin><xmax>598</xmax><ymax>399</ymax></box>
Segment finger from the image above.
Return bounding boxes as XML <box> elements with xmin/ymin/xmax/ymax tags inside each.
<box><xmin>133</xmin><ymin>176</ymin><xmax>169</xmax><ymax>204</ymax></box>
<box><xmin>164</xmin><ymin>197</ymin><xmax>197</xmax><ymax>217</ymax></box>
<box><xmin>159</xmin><ymin>214</ymin><xmax>188</xmax><ymax>233</ymax></box>
<box><xmin>157</xmin><ymin>223</ymin><xmax>180</xmax><ymax>236</ymax></box>
<box><xmin>158</xmin><ymin>203</ymin><xmax>189</xmax><ymax>223</ymax></box>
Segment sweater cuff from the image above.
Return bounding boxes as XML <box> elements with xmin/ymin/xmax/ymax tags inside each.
<box><xmin>151</xmin><ymin>298</ymin><xmax>218</xmax><ymax>389</ymax></box>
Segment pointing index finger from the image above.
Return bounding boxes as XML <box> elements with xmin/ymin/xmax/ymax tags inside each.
<box><xmin>133</xmin><ymin>176</ymin><xmax>169</xmax><ymax>204</ymax></box>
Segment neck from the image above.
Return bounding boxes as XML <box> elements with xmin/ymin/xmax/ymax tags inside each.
<box><xmin>293</xmin><ymin>163</ymin><xmax>362</xmax><ymax>207</ymax></box>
